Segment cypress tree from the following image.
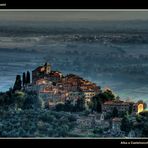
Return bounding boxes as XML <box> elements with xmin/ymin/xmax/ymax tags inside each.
<box><xmin>23</xmin><ymin>72</ymin><xmax>26</xmax><ymax>86</ymax></box>
<box><xmin>13</xmin><ymin>75</ymin><xmax>22</xmax><ymax>92</ymax></box>
<box><xmin>76</xmin><ymin>95</ymin><xmax>85</xmax><ymax>111</ymax></box>
<box><xmin>27</xmin><ymin>71</ymin><xmax>30</xmax><ymax>84</ymax></box>
<box><xmin>112</xmin><ymin>107</ymin><xmax>118</xmax><ymax>117</ymax></box>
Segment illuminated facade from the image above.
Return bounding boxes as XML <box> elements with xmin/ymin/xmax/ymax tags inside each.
<box><xmin>138</xmin><ymin>104</ymin><xmax>144</xmax><ymax>113</ymax></box>
<box><xmin>133</xmin><ymin>103</ymin><xmax>144</xmax><ymax>113</ymax></box>
<box><xmin>103</xmin><ymin>100</ymin><xmax>145</xmax><ymax>115</ymax></box>
<box><xmin>32</xmin><ymin>63</ymin><xmax>63</xmax><ymax>85</ymax></box>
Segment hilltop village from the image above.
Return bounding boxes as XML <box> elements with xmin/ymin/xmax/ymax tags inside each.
<box><xmin>13</xmin><ymin>63</ymin><xmax>143</xmax><ymax>112</ymax></box>
<box><xmin>26</xmin><ymin>62</ymin><xmax>100</xmax><ymax>109</ymax></box>
<box><xmin>21</xmin><ymin>63</ymin><xmax>144</xmax><ymax>112</ymax></box>
<box><xmin>0</xmin><ymin>62</ymin><xmax>147</xmax><ymax>137</ymax></box>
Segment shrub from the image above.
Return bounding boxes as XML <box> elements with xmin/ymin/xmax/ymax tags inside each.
<box><xmin>93</xmin><ymin>128</ymin><xmax>103</xmax><ymax>134</ymax></box>
<box><xmin>55</xmin><ymin>103</ymin><xmax>65</xmax><ymax>111</ymax></box>
<box><xmin>142</xmin><ymin>122</ymin><xmax>148</xmax><ymax>137</ymax></box>
<box><xmin>68</xmin><ymin>115</ymin><xmax>77</xmax><ymax>122</ymax></box>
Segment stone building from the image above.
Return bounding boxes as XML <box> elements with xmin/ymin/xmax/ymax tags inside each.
<box><xmin>32</xmin><ymin>63</ymin><xmax>62</xmax><ymax>85</ymax></box>
<box><xmin>102</xmin><ymin>100</ymin><xmax>132</xmax><ymax>115</ymax></box>
<box><xmin>112</xmin><ymin>117</ymin><xmax>122</xmax><ymax>131</ymax></box>
<box><xmin>102</xmin><ymin>100</ymin><xmax>144</xmax><ymax>116</ymax></box>
<box><xmin>32</xmin><ymin>63</ymin><xmax>51</xmax><ymax>84</ymax></box>
<box><xmin>76</xmin><ymin>113</ymin><xmax>105</xmax><ymax>129</ymax></box>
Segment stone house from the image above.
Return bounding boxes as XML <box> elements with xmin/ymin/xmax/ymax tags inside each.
<box><xmin>76</xmin><ymin>113</ymin><xmax>105</xmax><ymax>129</ymax></box>
<box><xmin>112</xmin><ymin>117</ymin><xmax>122</xmax><ymax>132</ymax></box>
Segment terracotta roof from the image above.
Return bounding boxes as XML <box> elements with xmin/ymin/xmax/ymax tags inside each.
<box><xmin>65</xmin><ymin>74</ymin><xmax>83</xmax><ymax>80</ymax></box>
<box><xmin>51</xmin><ymin>71</ymin><xmax>62</xmax><ymax>74</ymax></box>
<box><xmin>104</xmin><ymin>101</ymin><xmax>115</xmax><ymax>105</ymax></box>
<box><xmin>50</xmin><ymin>71</ymin><xmax>61</xmax><ymax>77</ymax></box>
<box><xmin>112</xmin><ymin>118</ymin><xmax>122</xmax><ymax>122</ymax></box>
<box><xmin>104</xmin><ymin>101</ymin><xmax>130</xmax><ymax>105</ymax></box>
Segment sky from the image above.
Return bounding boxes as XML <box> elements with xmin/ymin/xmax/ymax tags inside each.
<box><xmin>0</xmin><ymin>11</ymin><xmax>148</xmax><ymax>22</ymax></box>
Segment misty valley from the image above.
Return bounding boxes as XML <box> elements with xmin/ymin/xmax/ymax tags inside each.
<box><xmin>0</xmin><ymin>21</ymin><xmax>148</xmax><ymax>104</ymax></box>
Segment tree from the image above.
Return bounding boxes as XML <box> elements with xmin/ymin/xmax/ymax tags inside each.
<box><xmin>91</xmin><ymin>96</ymin><xmax>102</xmax><ymax>113</ymax></box>
<box><xmin>13</xmin><ymin>75</ymin><xmax>22</xmax><ymax>92</ymax></box>
<box><xmin>128</xmin><ymin>103</ymin><xmax>134</xmax><ymax>115</ymax></box>
<box><xmin>142</xmin><ymin>123</ymin><xmax>148</xmax><ymax>137</ymax></box>
<box><xmin>120</xmin><ymin>116</ymin><xmax>132</xmax><ymax>135</ymax></box>
<box><xmin>26</xmin><ymin>71</ymin><xmax>31</xmax><ymax>84</ymax></box>
<box><xmin>139</xmin><ymin>111</ymin><xmax>148</xmax><ymax>118</ymax></box>
<box><xmin>23</xmin><ymin>91</ymin><xmax>38</xmax><ymax>109</ymax></box>
<box><xmin>68</xmin><ymin>115</ymin><xmax>77</xmax><ymax>122</ymax></box>
<box><xmin>96</xmin><ymin>89</ymin><xmax>115</xmax><ymax>103</ymax></box>
<box><xmin>64</xmin><ymin>100</ymin><xmax>74</xmax><ymax>112</ymax></box>
<box><xmin>55</xmin><ymin>103</ymin><xmax>65</xmax><ymax>111</ymax></box>
<box><xmin>93</xmin><ymin>128</ymin><xmax>103</xmax><ymax>134</ymax></box>
<box><xmin>102</xmin><ymin>89</ymin><xmax>115</xmax><ymax>102</ymax></box>
<box><xmin>91</xmin><ymin>89</ymin><xmax>115</xmax><ymax>113</ymax></box>
<box><xmin>75</xmin><ymin>96</ymin><xmax>85</xmax><ymax>111</ymax></box>
<box><xmin>112</xmin><ymin>107</ymin><xmax>118</xmax><ymax>117</ymax></box>
<box><xmin>12</xmin><ymin>91</ymin><xmax>26</xmax><ymax>109</ymax></box>
<box><xmin>116</xmin><ymin>96</ymin><xmax>120</xmax><ymax>101</ymax></box>
<box><xmin>57</xmin><ymin>124</ymin><xmax>69</xmax><ymax>137</ymax></box>
<box><xmin>23</xmin><ymin>72</ymin><xmax>26</xmax><ymax>87</ymax></box>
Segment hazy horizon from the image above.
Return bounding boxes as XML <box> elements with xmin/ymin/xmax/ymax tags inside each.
<box><xmin>1</xmin><ymin>11</ymin><xmax>148</xmax><ymax>22</ymax></box>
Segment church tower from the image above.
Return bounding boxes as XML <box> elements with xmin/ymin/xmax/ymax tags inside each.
<box><xmin>44</xmin><ymin>62</ymin><xmax>51</xmax><ymax>74</ymax></box>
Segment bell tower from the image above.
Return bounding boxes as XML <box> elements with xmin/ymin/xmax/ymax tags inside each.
<box><xmin>44</xmin><ymin>62</ymin><xmax>51</xmax><ymax>74</ymax></box>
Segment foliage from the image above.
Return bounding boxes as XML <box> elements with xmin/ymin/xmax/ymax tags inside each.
<box><xmin>55</xmin><ymin>103</ymin><xmax>65</xmax><ymax>111</ymax></box>
<box><xmin>0</xmin><ymin>109</ymin><xmax>77</xmax><ymax>137</ymax></box>
<box><xmin>0</xmin><ymin>89</ymin><xmax>39</xmax><ymax>110</ymax></box>
<box><xmin>23</xmin><ymin>72</ymin><xmax>26</xmax><ymax>87</ymax></box>
<box><xmin>26</xmin><ymin>71</ymin><xmax>31</xmax><ymax>84</ymax></box>
<box><xmin>133</xmin><ymin>112</ymin><xmax>148</xmax><ymax>137</ymax></box>
<box><xmin>23</xmin><ymin>91</ymin><xmax>38</xmax><ymax>109</ymax></box>
<box><xmin>93</xmin><ymin>128</ymin><xmax>103</xmax><ymax>134</ymax></box>
<box><xmin>112</xmin><ymin>107</ymin><xmax>118</xmax><ymax>118</ymax></box>
<box><xmin>91</xmin><ymin>96</ymin><xmax>102</xmax><ymax>112</ymax></box>
<box><xmin>75</xmin><ymin>96</ymin><xmax>85</xmax><ymax>112</ymax></box>
<box><xmin>12</xmin><ymin>91</ymin><xmax>26</xmax><ymax>109</ymax></box>
<box><xmin>136</xmin><ymin>114</ymin><xmax>144</xmax><ymax>123</ymax></box>
<box><xmin>0</xmin><ymin>90</ymin><xmax>13</xmax><ymax>106</ymax></box>
<box><xmin>101</xmin><ymin>89</ymin><xmax>115</xmax><ymax>102</ymax></box>
<box><xmin>139</xmin><ymin>111</ymin><xmax>148</xmax><ymax>118</ymax></box>
<box><xmin>141</xmin><ymin>122</ymin><xmax>148</xmax><ymax>137</ymax></box>
<box><xmin>13</xmin><ymin>75</ymin><xmax>22</xmax><ymax>92</ymax></box>
<box><xmin>55</xmin><ymin>100</ymin><xmax>75</xmax><ymax>112</ymax></box>
<box><xmin>39</xmin><ymin>112</ymin><xmax>54</xmax><ymax>122</ymax></box>
<box><xmin>91</xmin><ymin>89</ymin><xmax>115</xmax><ymax>113</ymax></box>
<box><xmin>83</xmin><ymin>110</ymin><xmax>90</xmax><ymax>116</ymax></box>
<box><xmin>55</xmin><ymin>96</ymin><xmax>85</xmax><ymax>112</ymax></box>
<box><xmin>64</xmin><ymin>100</ymin><xmax>75</xmax><ymax>112</ymax></box>
<box><xmin>67</xmin><ymin>115</ymin><xmax>77</xmax><ymax>122</ymax></box>
<box><xmin>128</xmin><ymin>103</ymin><xmax>134</xmax><ymax>115</ymax></box>
<box><xmin>120</xmin><ymin>115</ymin><xmax>132</xmax><ymax>135</ymax></box>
